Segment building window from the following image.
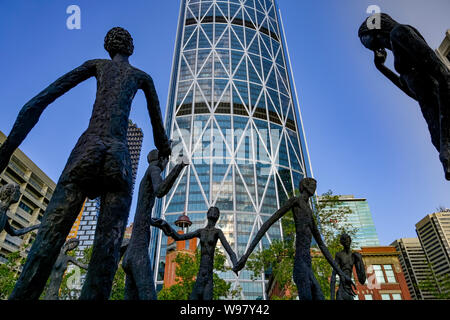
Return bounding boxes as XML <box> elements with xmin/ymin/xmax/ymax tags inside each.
<box><xmin>392</xmin><ymin>293</ymin><xmax>402</xmax><ymax>300</ymax></box>
<box><xmin>381</xmin><ymin>293</ymin><xmax>391</xmax><ymax>300</ymax></box>
<box><xmin>364</xmin><ymin>294</ymin><xmax>373</xmax><ymax>300</ymax></box>
<box><xmin>19</xmin><ymin>202</ymin><xmax>33</xmax><ymax>214</ymax></box>
<box><xmin>383</xmin><ymin>265</ymin><xmax>396</xmax><ymax>283</ymax></box>
<box><xmin>373</xmin><ymin>265</ymin><xmax>386</xmax><ymax>284</ymax></box>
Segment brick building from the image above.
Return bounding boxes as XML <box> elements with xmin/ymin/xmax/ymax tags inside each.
<box><xmin>353</xmin><ymin>246</ymin><xmax>411</xmax><ymax>300</ymax></box>
<box><xmin>266</xmin><ymin>246</ymin><xmax>412</xmax><ymax>300</ymax></box>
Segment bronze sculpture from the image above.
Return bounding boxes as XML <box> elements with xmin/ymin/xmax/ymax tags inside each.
<box><xmin>232</xmin><ymin>178</ymin><xmax>355</xmax><ymax>300</ymax></box>
<box><xmin>0</xmin><ymin>183</ymin><xmax>40</xmax><ymax>237</ymax></box>
<box><xmin>359</xmin><ymin>13</ymin><xmax>450</xmax><ymax>180</ymax></box>
<box><xmin>44</xmin><ymin>238</ymin><xmax>88</xmax><ymax>300</ymax></box>
<box><xmin>0</xmin><ymin>27</ymin><xmax>171</xmax><ymax>300</ymax></box>
<box><xmin>330</xmin><ymin>233</ymin><xmax>366</xmax><ymax>300</ymax></box>
<box><xmin>152</xmin><ymin>207</ymin><xmax>237</xmax><ymax>300</ymax></box>
<box><xmin>122</xmin><ymin>150</ymin><xmax>188</xmax><ymax>300</ymax></box>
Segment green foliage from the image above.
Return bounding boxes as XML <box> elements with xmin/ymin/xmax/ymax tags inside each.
<box><xmin>0</xmin><ymin>250</ymin><xmax>23</xmax><ymax>299</ymax></box>
<box><xmin>158</xmin><ymin>249</ymin><xmax>240</xmax><ymax>300</ymax></box>
<box><xmin>110</xmin><ymin>266</ymin><xmax>126</xmax><ymax>300</ymax></box>
<box><xmin>416</xmin><ymin>263</ymin><xmax>450</xmax><ymax>299</ymax></box>
<box><xmin>246</xmin><ymin>190</ymin><xmax>358</xmax><ymax>300</ymax></box>
<box><xmin>0</xmin><ymin>244</ymin><xmax>29</xmax><ymax>300</ymax></box>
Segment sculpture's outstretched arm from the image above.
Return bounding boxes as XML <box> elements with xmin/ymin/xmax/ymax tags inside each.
<box><xmin>373</xmin><ymin>49</ymin><xmax>417</xmax><ymax>100</ymax></box>
<box><xmin>218</xmin><ymin>230</ymin><xmax>237</xmax><ymax>267</ymax></box>
<box><xmin>5</xmin><ymin>221</ymin><xmax>40</xmax><ymax>237</ymax></box>
<box><xmin>150</xmin><ymin>218</ymin><xmax>201</xmax><ymax>241</ymax></box>
<box><xmin>310</xmin><ymin>216</ymin><xmax>356</xmax><ymax>295</ymax></box>
<box><xmin>68</xmin><ymin>256</ymin><xmax>88</xmax><ymax>270</ymax></box>
<box><xmin>153</xmin><ymin>163</ymin><xmax>187</xmax><ymax>198</ymax></box>
<box><xmin>140</xmin><ymin>75</ymin><xmax>171</xmax><ymax>158</ymax></box>
<box><xmin>233</xmin><ymin>197</ymin><xmax>297</xmax><ymax>273</ymax></box>
<box><xmin>169</xmin><ymin>228</ymin><xmax>201</xmax><ymax>241</ymax></box>
<box><xmin>0</xmin><ymin>59</ymin><xmax>98</xmax><ymax>174</ymax></box>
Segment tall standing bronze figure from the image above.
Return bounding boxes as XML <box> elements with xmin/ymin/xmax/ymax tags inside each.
<box><xmin>330</xmin><ymin>233</ymin><xmax>366</xmax><ymax>300</ymax></box>
<box><xmin>233</xmin><ymin>178</ymin><xmax>355</xmax><ymax>300</ymax></box>
<box><xmin>0</xmin><ymin>27</ymin><xmax>171</xmax><ymax>300</ymax></box>
<box><xmin>122</xmin><ymin>150</ymin><xmax>188</xmax><ymax>300</ymax></box>
<box><xmin>152</xmin><ymin>207</ymin><xmax>237</xmax><ymax>300</ymax></box>
<box><xmin>359</xmin><ymin>13</ymin><xmax>450</xmax><ymax>180</ymax></box>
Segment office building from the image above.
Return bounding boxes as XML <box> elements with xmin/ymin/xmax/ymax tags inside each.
<box><xmin>318</xmin><ymin>195</ymin><xmax>380</xmax><ymax>249</ymax></box>
<box><xmin>153</xmin><ymin>0</ymin><xmax>313</xmax><ymax>299</ymax></box>
<box><xmin>416</xmin><ymin>211</ymin><xmax>450</xmax><ymax>297</ymax></box>
<box><xmin>436</xmin><ymin>29</ymin><xmax>450</xmax><ymax>69</ymax></box>
<box><xmin>391</xmin><ymin>238</ymin><xmax>436</xmax><ymax>300</ymax></box>
<box><xmin>0</xmin><ymin>131</ymin><xmax>56</xmax><ymax>262</ymax></box>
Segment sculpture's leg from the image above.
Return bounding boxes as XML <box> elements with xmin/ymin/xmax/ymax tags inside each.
<box><xmin>203</xmin><ymin>277</ymin><xmax>214</xmax><ymax>300</ymax></box>
<box><xmin>124</xmin><ymin>273</ymin><xmax>139</xmax><ymax>300</ymax></box>
<box><xmin>133</xmin><ymin>258</ymin><xmax>157</xmax><ymax>300</ymax></box>
<box><xmin>79</xmin><ymin>189</ymin><xmax>131</xmax><ymax>300</ymax></box>
<box><xmin>309</xmin><ymin>271</ymin><xmax>325</xmax><ymax>300</ymax></box>
<box><xmin>293</xmin><ymin>259</ymin><xmax>313</xmax><ymax>300</ymax></box>
<box><xmin>44</xmin><ymin>271</ymin><xmax>65</xmax><ymax>300</ymax></box>
<box><xmin>189</xmin><ymin>277</ymin><xmax>204</xmax><ymax>300</ymax></box>
<box><xmin>9</xmin><ymin>181</ymin><xmax>85</xmax><ymax>300</ymax></box>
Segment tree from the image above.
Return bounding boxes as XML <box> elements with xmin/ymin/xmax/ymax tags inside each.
<box><xmin>416</xmin><ymin>262</ymin><xmax>450</xmax><ymax>299</ymax></box>
<box><xmin>158</xmin><ymin>249</ymin><xmax>240</xmax><ymax>300</ymax></box>
<box><xmin>0</xmin><ymin>249</ymin><xmax>24</xmax><ymax>299</ymax></box>
<box><xmin>0</xmin><ymin>242</ymin><xmax>33</xmax><ymax>300</ymax></box>
<box><xmin>245</xmin><ymin>190</ymin><xmax>358</xmax><ymax>300</ymax></box>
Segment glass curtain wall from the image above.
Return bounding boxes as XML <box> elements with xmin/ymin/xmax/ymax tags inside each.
<box><xmin>152</xmin><ymin>0</ymin><xmax>313</xmax><ymax>299</ymax></box>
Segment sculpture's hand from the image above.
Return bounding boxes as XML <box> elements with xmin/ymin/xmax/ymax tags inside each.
<box><xmin>232</xmin><ymin>256</ymin><xmax>248</xmax><ymax>275</ymax></box>
<box><xmin>374</xmin><ymin>49</ymin><xmax>387</xmax><ymax>66</ymax></box>
<box><xmin>151</xmin><ymin>218</ymin><xmax>173</xmax><ymax>236</ymax></box>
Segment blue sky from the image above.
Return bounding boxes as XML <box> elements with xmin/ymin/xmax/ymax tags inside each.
<box><xmin>0</xmin><ymin>1</ymin><xmax>449</xmax><ymax>246</ymax></box>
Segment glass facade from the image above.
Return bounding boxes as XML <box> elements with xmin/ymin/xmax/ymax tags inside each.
<box><xmin>152</xmin><ymin>0</ymin><xmax>312</xmax><ymax>299</ymax></box>
<box><xmin>319</xmin><ymin>195</ymin><xmax>380</xmax><ymax>249</ymax></box>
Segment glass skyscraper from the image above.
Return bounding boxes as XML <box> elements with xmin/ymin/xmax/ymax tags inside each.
<box><xmin>318</xmin><ymin>195</ymin><xmax>380</xmax><ymax>249</ymax></box>
<box><xmin>152</xmin><ymin>0</ymin><xmax>313</xmax><ymax>299</ymax></box>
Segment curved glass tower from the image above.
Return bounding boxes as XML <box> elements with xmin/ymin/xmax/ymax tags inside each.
<box><xmin>152</xmin><ymin>0</ymin><xmax>313</xmax><ymax>299</ymax></box>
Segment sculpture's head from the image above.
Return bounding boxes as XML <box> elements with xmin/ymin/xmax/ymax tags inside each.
<box><xmin>340</xmin><ymin>233</ymin><xmax>352</xmax><ymax>249</ymax></box>
<box><xmin>0</xmin><ymin>184</ymin><xmax>21</xmax><ymax>207</ymax></box>
<box><xmin>358</xmin><ymin>13</ymin><xmax>398</xmax><ymax>50</ymax></box>
<box><xmin>148</xmin><ymin>149</ymin><xmax>169</xmax><ymax>170</ymax></box>
<box><xmin>62</xmin><ymin>238</ymin><xmax>80</xmax><ymax>254</ymax></box>
<box><xmin>104</xmin><ymin>27</ymin><xmax>134</xmax><ymax>59</ymax></box>
<box><xmin>299</xmin><ymin>178</ymin><xmax>317</xmax><ymax>197</ymax></box>
<box><xmin>207</xmin><ymin>207</ymin><xmax>220</xmax><ymax>224</ymax></box>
